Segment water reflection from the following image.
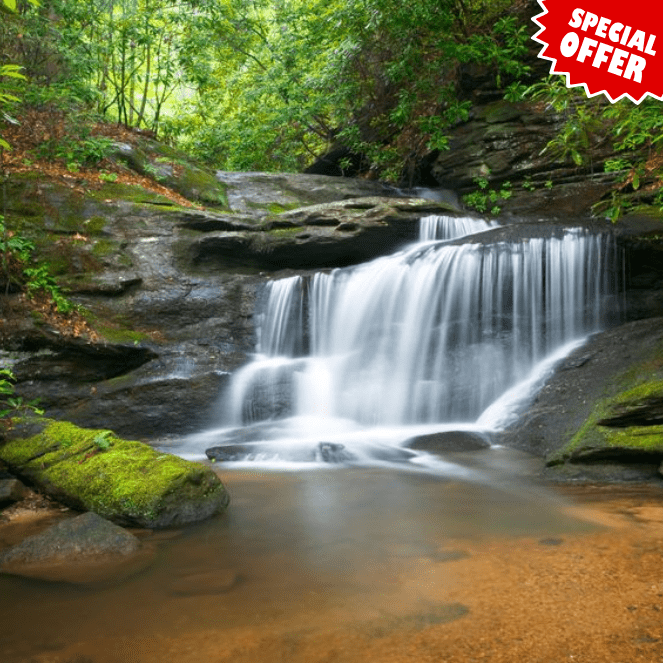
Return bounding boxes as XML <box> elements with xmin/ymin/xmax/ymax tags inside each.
<box><xmin>0</xmin><ymin>459</ymin><xmax>601</xmax><ymax>663</ymax></box>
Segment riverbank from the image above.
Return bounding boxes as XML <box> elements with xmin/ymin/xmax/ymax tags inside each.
<box><xmin>1</xmin><ymin>468</ymin><xmax>661</xmax><ymax>663</ymax></box>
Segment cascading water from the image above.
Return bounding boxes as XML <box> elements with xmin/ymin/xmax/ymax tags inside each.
<box><xmin>188</xmin><ymin>215</ymin><xmax>622</xmax><ymax>467</ymax></box>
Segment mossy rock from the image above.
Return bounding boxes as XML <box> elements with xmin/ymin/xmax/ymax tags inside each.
<box><xmin>0</xmin><ymin>420</ymin><xmax>229</xmax><ymax>528</ymax></box>
<box><xmin>547</xmin><ymin>378</ymin><xmax>663</xmax><ymax>467</ymax></box>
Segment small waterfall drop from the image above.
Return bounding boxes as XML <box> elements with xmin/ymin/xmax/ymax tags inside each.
<box><xmin>194</xmin><ymin>215</ymin><xmax>621</xmax><ymax>467</ymax></box>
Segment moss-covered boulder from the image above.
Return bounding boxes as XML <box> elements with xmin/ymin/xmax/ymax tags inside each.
<box><xmin>0</xmin><ymin>420</ymin><xmax>229</xmax><ymax>528</ymax></box>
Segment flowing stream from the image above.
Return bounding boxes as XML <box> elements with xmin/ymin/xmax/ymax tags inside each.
<box><xmin>183</xmin><ymin>215</ymin><xmax>621</xmax><ymax>468</ymax></box>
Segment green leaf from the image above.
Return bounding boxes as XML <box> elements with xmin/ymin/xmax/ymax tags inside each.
<box><xmin>1</xmin><ymin>0</ymin><xmax>16</xmax><ymax>12</ymax></box>
<box><xmin>632</xmin><ymin>171</ymin><xmax>640</xmax><ymax>190</ymax></box>
<box><xmin>0</xmin><ymin>138</ymin><xmax>11</xmax><ymax>151</ymax></box>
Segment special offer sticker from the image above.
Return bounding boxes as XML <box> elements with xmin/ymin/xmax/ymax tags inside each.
<box><xmin>533</xmin><ymin>0</ymin><xmax>663</xmax><ymax>103</ymax></box>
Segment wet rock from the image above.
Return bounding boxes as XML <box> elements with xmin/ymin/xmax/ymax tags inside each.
<box><xmin>501</xmin><ymin>317</ymin><xmax>663</xmax><ymax>482</ymax></box>
<box><xmin>0</xmin><ymin>478</ymin><xmax>29</xmax><ymax>507</ymax></box>
<box><xmin>206</xmin><ymin>444</ymin><xmax>262</xmax><ymax>462</ymax></box>
<box><xmin>431</xmin><ymin>549</ymin><xmax>471</xmax><ymax>563</ymax></box>
<box><xmin>539</xmin><ymin>538</ymin><xmax>564</xmax><ymax>546</ymax></box>
<box><xmin>11</xmin><ymin>343</ymin><xmax>157</xmax><ymax>383</ymax></box>
<box><xmin>33</xmin><ymin>370</ymin><xmax>232</xmax><ymax>438</ymax></box>
<box><xmin>361</xmin><ymin>603</ymin><xmax>469</xmax><ymax>638</ymax></box>
<box><xmin>364</xmin><ymin>445</ymin><xmax>418</xmax><ymax>463</ymax></box>
<box><xmin>404</xmin><ymin>431</ymin><xmax>491</xmax><ymax>453</ymax></box>
<box><xmin>317</xmin><ymin>442</ymin><xmax>354</xmax><ymax>463</ymax></box>
<box><xmin>0</xmin><ymin>512</ymin><xmax>151</xmax><ymax>584</ymax></box>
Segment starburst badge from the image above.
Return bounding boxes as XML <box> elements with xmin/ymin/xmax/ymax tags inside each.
<box><xmin>532</xmin><ymin>0</ymin><xmax>663</xmax><ymax>104</ymax></box>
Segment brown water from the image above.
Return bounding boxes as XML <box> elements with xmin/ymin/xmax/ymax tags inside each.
<box><xmin>0</xmin><ymin>453</ymin><xmax>639</xmax><ymax>663</ymax></box>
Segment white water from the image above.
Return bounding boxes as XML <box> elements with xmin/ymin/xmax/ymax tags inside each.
<box><xmin>184</xmin><ymin>215</ymin><xmax>620</xmax><ymax>468</ymax></box>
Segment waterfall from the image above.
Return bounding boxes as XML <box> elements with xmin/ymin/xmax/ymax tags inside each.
<box><xmin>418</xmin><ymin>214</ymin><xmax>497</xmax><ymax>241</ymax></box>
<box><xmin>209</xmin><ymin>215</ymin><xmax>621</xmax><ymax>465</ymax></box>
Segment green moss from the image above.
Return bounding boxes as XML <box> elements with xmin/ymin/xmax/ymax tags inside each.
<box><xmin>548</xmin><ymin>377</ymin><xmax>663</xmax><ymax>465</ymax></box>
<box><xmin>247</xmin><ymin>201</ymin><xmax>301</xmax><ymax>214</ymax></box>
<box><xmin>84</xmin><ymin>216</ymin><xmax>107</xmax><ymax>235</ymax></box>
<box><xmin>91</xmin><ymin>238</ymin><xmax>119</xmax><ymax>257</ymax></box>
<box><xmin>95</xmin><ymin>323</ymin><xmax>149</xmax><ymax>344</ymax></box>
<box><xmin>0</xmin><ymin>420</ymin><xmax>229</xmax><ymax>527</ymax></box>
<box><xmin>88</xmin><ymin>182</ymin><xmax>178</xmax><ymax>207</ymax></box>
<box><xmin>266</xmin><ymin>226</ymin><xmax>302</xmax><ymax>237</ymax></box>
<box><xmin>626</xmin><ymin>205</ymin><xmax>663</xmax><ymax>222</ymax></box>
<box><xmin>613</xmin><ymin>379</ymin><xmax>663</xmax><ymax>404</ymax></box>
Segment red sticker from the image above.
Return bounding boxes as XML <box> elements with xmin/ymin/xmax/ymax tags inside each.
<box><xmin>533</xmin><ymin>0</ymin><xmax>663</xmax><ymax>104</ymax></box>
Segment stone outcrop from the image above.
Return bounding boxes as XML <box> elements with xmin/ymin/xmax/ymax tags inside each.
<box><xmin>2</xmin><ymin>127</ymin><xmax>663</xmax><ymax>485</ymax></box>
<box><xmin>185</xmin><ymin>197</ymin><xmax>460</xmax><ymax>271</ymax></box>
<box><xmin>1</xmin><ymin>168</ymin><xmax>461</xmax><ymax>436</ymax></box>
<box><xmin>404</xmin><ymin>431</ymin><xmax>492</xmax><ymax>454</ymax></box>
<box><xmin>428</xmin><ymin>99</ymin><xmax>623</xmax><ymax>218</ymax></box>
<box><xmin>500</xmin><ymin>317</ymin><xmax>663</xmax><ymax>481</ymax></box>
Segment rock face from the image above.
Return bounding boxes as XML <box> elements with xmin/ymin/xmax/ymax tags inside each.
<box><xmin>0</xmin><ymin>477</ymin><xmax>28</xmax><ymax>507</ymax></box>
<box><xmin>214</xmin><ymin>171</ymin><xmax>399</xmax><ymax>214</ymax></box>
<box><xmin>186</xmin><ymin>198</ymin><xmax>460</xmax><ymax>271</ymax></box>
<box><xmin>1</xmin><ymin>168</ymin><xmax>458</xmax><ymax>436</ymax></box>
<box><xmin>2</xmin><ymin>130</ymin><xmax>663</xmax><ymax>483</ymax></box>
<box><xmin>0</xmin><ymin>420</ymin><xmax>230</xmax><ymax>528</ymax></box>
<box><xmin>426</xmin><ymin>97</ymin><xmax>618</xmax><ymax>219</ymax></box>
<box><xmin>0</xmin><ymin>511</ymin><xmax>149</xmax><ymax>584</ymax></box>
<box><xmin>500</xmin><ymin>317</ymin><xmax>663</xmax><ymax>481</ymax></box>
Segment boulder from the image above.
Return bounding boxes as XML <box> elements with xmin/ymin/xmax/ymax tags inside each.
<box><xmin>0</xmin><ymin>478</ymin><xmax>29</xmax><ymax>507</ymax></box>
<box><xmin>404</xmin><ymin>431</ymin><xmax>491</xmax><ymax>453</ymax></box>
<box><xmin>0</xmin><ymin>419</ymin><xmax>230</xmax><ymax>528</ymax></box>
<box><xmin>0</xmin><ymin>511</ymin><xmax>150</xmax><ymax>584</ymax></box>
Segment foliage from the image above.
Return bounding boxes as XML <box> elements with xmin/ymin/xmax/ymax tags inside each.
<box><xmin>0</xmin><ymin>214</ymin><xmax>34</xmax><ymax>291</ymax></box>
<box><xmin>1</xmin><ymin>0</ymin><xmax>658</xmax><ymax>206</ymax></box>
<box><xmin>522</xmin><ymin>76</ymin><xmax>663</xmax><ymax>221</ymax></box>
<box><xmin>23</xmin><ymin>263</ymin><xmax>75</xmax><ymax>313</ymax></box>
<box><xmin>165</xmin><ymin>0</ymin><xmax>532</xmax><ymax>177</ymax></box>
<box><xmin>462</xmin><ymin>175</ymin><xmax>512</xmax><ymax>215</ymax></box>
<box><xmin>36</xmin><ymin>132</ymin><xmax>114</xmax><ymax>171</ymax></box>
<box><xmin>0</xmin><ymin>367</ymin><xmax>43</xmax><ymax>426</ymax></box>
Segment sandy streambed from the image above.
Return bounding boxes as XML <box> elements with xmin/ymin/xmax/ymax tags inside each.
<box><xmin>1</xmin><ymin>468</ymin><xmax>662</xmax><ymax>663</ymax></box>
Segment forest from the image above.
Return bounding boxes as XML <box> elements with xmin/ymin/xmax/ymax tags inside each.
<box><xmin>1</xmin><ymin>0</ymin><xmax>661</xmax><ymax>189</ymax></box>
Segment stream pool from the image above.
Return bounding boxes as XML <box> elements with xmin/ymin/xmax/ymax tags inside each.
<box><xmin>0</xmin><ymin>449</ymin><xmax>605</xmax><ymax>663</ymax></box>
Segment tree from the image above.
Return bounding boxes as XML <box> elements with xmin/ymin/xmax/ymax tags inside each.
<box><xmin>165</xmin><ymin>0</ymin><xmax>532</xmax><ymax>177</ymax></box>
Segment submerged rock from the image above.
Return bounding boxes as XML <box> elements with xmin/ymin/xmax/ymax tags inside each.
<box><xmin>317</xmin><ymin>442</ymin><xmax>355</xmax><ymax>463</ymax></box>
<box><xmin>168</xmin><ymin>569</ymin><xmax>239</xmax><ymax>596</ymax></box>
<box><xmin>0</xmin><ymin>420</ymin><xmax>230</xmax><ymax>528</ymax></box>
<box><xmin>404</xmin><ymin>431</ymin><xmax>491</xmax><ymax>453</ymax></box>
<box><xmin>0</xmin><ymin>511</ymin><xmax>151</xmax><ymax>584</ymax></box>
